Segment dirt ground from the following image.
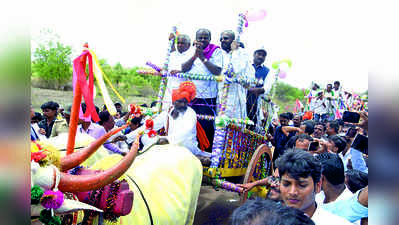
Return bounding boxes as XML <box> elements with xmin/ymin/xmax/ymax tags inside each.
<box><xmin>193</xmin><ymin>185</ymin><xmax>242</xmax><ymax>225</ymax></box>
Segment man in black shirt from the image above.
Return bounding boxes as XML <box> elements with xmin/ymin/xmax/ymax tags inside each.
<box><xmin>38</xmin><ymin>101</ymin><xmax>59</xmax><ymax>138</ymax></box>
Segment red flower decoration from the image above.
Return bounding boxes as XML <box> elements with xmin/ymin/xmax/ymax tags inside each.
<box><xmin>145</xmin><ymin>119</ymin><xmax>154</xmax><ymax>129</ymax></box>
<box><xmin>129</xmin><ymin>104</ymin><xmax>136</xmax><ymax>114</ymax></box>
<box><xmin>31</xmin><ymin>151</ymin><xmax>47</xmax><ymax>163</ymax></box>
<box><xmin>148</xmin><ymin>130</ymin><xmax>157</xmax><ymax>138</ymax></box>
<box><xmin>35</xmin><ymin>143</ymin><xmax>43</xmax><ymax>150</ymax></box>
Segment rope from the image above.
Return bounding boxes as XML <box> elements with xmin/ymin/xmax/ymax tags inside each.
<box><xmin>126</xmin><ymin>174</ymin><xmax>154</xmax><ymax>225</ymax></box>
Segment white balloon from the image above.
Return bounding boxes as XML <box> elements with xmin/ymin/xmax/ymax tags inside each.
<box><xmin>279</xmin><ymin>62</ymin><xmax>289</xmax><ymax>72</ymax></box>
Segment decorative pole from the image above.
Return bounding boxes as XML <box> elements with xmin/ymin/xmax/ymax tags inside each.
<box><xmin>155</xmin><ymin>26</ymin><xmax>177</xmax><ymax>113</ymax></box>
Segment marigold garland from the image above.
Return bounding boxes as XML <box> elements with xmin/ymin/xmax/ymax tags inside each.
<box><xmin>31</xmin><ymin>141</ymin><xmax>60</xmax><ymax>168</ymax></box>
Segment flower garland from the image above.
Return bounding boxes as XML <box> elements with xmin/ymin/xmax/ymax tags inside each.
<box><xmin>103</xmin><ymin>180</ymin><xmax>123</xmax><ymax>222</ymax></box>
<box><xmin>31</xmin><ymin>185</ymin><xmax>64</xmax><ymax>225</ymax></box>
<box><xmin>128</xmin><ymin>104</ymin><xmax>142</xmax><ymax>118</ymax></box>
<box><xmin>31</xmin><ymin>141</ymin><xmax>60</xmax><ymax>168</ymax></box>
<box><xmin>82</xmin><ymin>187</ymin><xmax>103</xmax><ymax>224</ymax></box>
<box><xmin>41</xmin><ymin>190</ymin><xmax>64</xmax><ymax>209</ymax></box>
<box><xmin>138</xmin><ymin>70</ymin><xmax>263</xmax><ymax>87</ymax></box>
<box><xmin>145</xmin><ymin>118</ymin><xmax>157</xmax><ymax>138</ymax></box>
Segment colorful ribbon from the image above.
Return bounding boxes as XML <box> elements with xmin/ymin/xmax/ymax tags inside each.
<box><xmin>88</xmin><ymin>49</ymin><xmax>119</xmax><ymax>116</ymax></box>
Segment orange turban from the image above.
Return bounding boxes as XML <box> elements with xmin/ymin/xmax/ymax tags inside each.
<box><xmin>172</xmin><ymin>81</ymin><xmax>197</xmax><ymax>103</ymax></box>
<box><xmin>303</xmin><ymin>111</ymin><xmax>313</xmax><ymax>120</ymax></box>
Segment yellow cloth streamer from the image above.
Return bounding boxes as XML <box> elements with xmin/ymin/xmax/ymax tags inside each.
<box><xmin>89</xmin><ymin>49</ymin><xmax>125</xmax><ymax>116</ymax></box>
<box><xmin>91</xmin><ymin>49</ymin><xmax>126</xmax><ymax>104</ymax></box>
<box><xmin>90</xmin><ymin>144</ymin><xmax>203</xmax><ymax>225</ymax></box>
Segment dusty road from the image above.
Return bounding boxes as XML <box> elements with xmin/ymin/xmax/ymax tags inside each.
<box><xmin>193</xmin><ymin>185</ymin><xmax>242</xmax><ymax>225</ymax></box>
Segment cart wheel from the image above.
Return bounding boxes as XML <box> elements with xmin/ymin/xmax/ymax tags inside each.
<box><xmin>240</xmin><ymin>144</ymin><xmax>273</xmax><ymax>203</ymax></box>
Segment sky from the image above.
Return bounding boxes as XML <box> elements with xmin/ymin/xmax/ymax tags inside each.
<box><xmin>30</xmin><ymin>0</ymin><xmax>368</xmax><ymax>93</ymax></box>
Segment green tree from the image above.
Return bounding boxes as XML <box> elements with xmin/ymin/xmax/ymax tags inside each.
<box><xmin>272</xmin><ymin>81</ymin><xmax>305</xmax><ymax>113</ymax></box>
<box><xmin>32</xmin><ymin>31</ymin><xmax>72</xmax><ymax>89</ymax></box>
<box><xmin>111</xmin><ymin>62</ymin><xmax>126</xmax><ymax>87</ymax></box>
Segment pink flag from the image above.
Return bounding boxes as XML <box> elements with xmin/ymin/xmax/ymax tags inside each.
<box><xmin>295</xmin><ymin>99</ymin><xmax>303</xmax><ymax>113</ymax></box>
<box><xmin>335</xmin><ymin>108</ymin><xmax>342</xmax><ymax>119</ymax></box>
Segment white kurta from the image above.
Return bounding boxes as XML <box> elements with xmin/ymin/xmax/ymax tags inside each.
<box><xmin>218</xmin><ymin>48</ymin><xmax>255</xmax><ymax>120</ymax></box>
<box><xmin>308</xmin><ymin>89</ymin><xmax>321</xmax><ymax>111</ymax></box>
<box><xmin>185</xmin><ymin>47</ymin><xmax>224</xmax><ymax>99</ymax></box>
<box><xmin>127</xmin><ymin>107</ymin><xmax>211</xmax><ymax>157</ymax></box>
<box><xmin>162</xmin><ymin>50</ymin><xmax>192</xmax><ymax>111</ymax></box>
<box><xmin>153</xmin><ymin>107</ymin><xmax>211</xmax><ymax>157</ymax></box>
<box><xmin>313</xmin><ymin>98</ymin><xmax>328</xmax><ymax>115</ymax></box>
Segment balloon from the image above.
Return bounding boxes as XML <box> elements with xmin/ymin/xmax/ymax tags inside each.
<box><xmin>279</xmin><ymin>62</ymin><xmax>290</xmax><ymax>72</ymax></box>
<box><xmin>272</xmin><ymin>61</ymin><xmax>280</xmax><ymax>70</ymax></box>
<box><xmin>280</xmin><ymin>59</ymin><xmax>292</xmax><ymax>68</ymax></box>
<box><xmin>246</xmin><ymin>9</ymin><xmax>267</xmax><ymax>21</ymax></box>
<box><xmin>278</xmin><ymin>70</ymin><xmax>287</xmax><ymax>79</ymax></box>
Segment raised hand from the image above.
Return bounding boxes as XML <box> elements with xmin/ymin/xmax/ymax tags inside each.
<box><xmin>353</xmin><ymin>111</ymin><xmax>368</xmax><ymax>132</ymax></box>
<box><xmin>236</xmin><ymin>182</ymin><xmax>256</xmax><ymax>193</ymax></box>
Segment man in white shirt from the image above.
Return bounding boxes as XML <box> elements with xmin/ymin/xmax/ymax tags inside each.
<box><xmin>306</xmin><ymin>83</ymin><xmax>321</xmax><ymax>112</ymax></box>
<box><xmin>315</xmin><ymin>153</ymin><xmax>363</xmax><ymax>225</ymax></box>
<box><xmin>276</xmin><ymin>149</ymin><xmax>352</xmax><ymax>224</ymax></box>
<box><xmin>162</xmin><ymin>34</ymin><xmax>192</xmax><ymax>111</ymax></box>
<box><xmin>324</xmin><ymin>84</ymin><xmax>336</xmax><ymax>121</ymax></box>
<box><xmin>313</xmin><ymin>91</ymin><xmax>328</xmax><ymax>122</ymax></box>
<box><xmin>315</xmin><ymin>153</ymin><xmax>353</xmax><ymax>205</ymax></box>
<box><xmin>181</xmin><ymin>28</ymin><xmax>223</xmax><ymax>152</ymax></box>
<box><xmin>217</xmin><ymin>30</ymin><xmax>255</xmax><ymax>120</ymax></box>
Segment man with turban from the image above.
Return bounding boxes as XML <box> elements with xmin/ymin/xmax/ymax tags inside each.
<box><xmin>132</xmin><ymin>81</ymin><xmax>212</xmax><ymax>160</ymax></box>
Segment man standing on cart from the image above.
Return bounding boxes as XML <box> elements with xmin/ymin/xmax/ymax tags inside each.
<box><xmin>246</xmin><ymin>48</ymin><xmax>271</xmax><ymax>130</ymax></box>
<box><xmin>162</xmin><ymin>34</ymin><xmax>192</xmax><ymax>111</ymax></box>
<box><xmin>181</xmin><ymin>28</ymin><xmax>223</xmax><ymax>152</ymax></box>
<box><xmin>218</xmin><ymin>30</ymin><xmax>255</xmax><ymax>120</ymax></box>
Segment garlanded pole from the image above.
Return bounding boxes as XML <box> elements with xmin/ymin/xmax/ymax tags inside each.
<box><xmin>155</xmin><ymin>26</ymin><xmax>177</xmax><ymax>113</ymax></box>
<box><xmin>210</xmin><ymin>13</ymin><xmax>246</xmax><ymax>169</ymax></box>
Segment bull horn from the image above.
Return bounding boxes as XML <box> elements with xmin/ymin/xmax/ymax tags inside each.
<box><xmin>61</xmin><ymin>124</ymin><xmax>129</xmax><ymax>171</ymax></box>
<box><xmin>58</xmin><ymin>135</ymin><xmax>140</xmax><ymax>192</ymax></box>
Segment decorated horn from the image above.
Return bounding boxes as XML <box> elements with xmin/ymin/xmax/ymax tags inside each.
<box><xmin>61</xmin><ymin>124</ymin><xmax>129</xmax><ymax>171</ymax></box>
<box><xmin>58</xmin><ymin>134</ymin><xmax>140</xmax><ymax>192</ymax></box>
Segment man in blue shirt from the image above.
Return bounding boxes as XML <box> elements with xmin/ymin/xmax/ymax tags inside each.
<box><xmin>247</xmin><ymin>49</ymin><xmax>270</xmax><ymax>129</ymax></box>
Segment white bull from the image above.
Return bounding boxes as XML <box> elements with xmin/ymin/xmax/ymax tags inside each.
<box><xmin>89</xmin><ymin>144</ymin><xmax>203</xmax><ymax>225</ymax></box>
<box><xmin>39</xmin><ymin>127</ymin><xmax>203</xmax><ymax>225</ymax></box>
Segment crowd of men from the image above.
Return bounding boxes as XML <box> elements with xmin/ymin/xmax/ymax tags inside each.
<box><xmin>31</xmin><ymin>27</ymin><xmax>368</xmax><ymax>225</ymax></box>
<box><xmin>236</xmin><ymin>110</ymin><xmax>368</xmax><ymax>225</ymax></box>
